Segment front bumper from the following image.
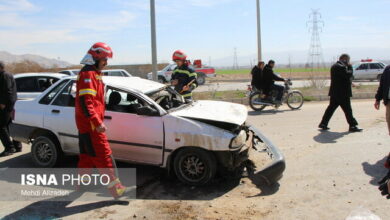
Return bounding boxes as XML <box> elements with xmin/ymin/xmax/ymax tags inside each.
<box><xmin>247</xmin><ymin>125</ymin><xmax>286</xmax><ymax>184</ymax></box>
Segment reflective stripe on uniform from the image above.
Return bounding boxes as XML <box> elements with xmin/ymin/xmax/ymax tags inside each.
<box><xmin>173</xmin><ymin>69</ymin><xmax>197</xmax><ymax>77</ymax></box>
<box><xmin>181</xmin><ymin>93</ymin><xmax>193</xmax><ymax>97</ymax></box>
<box><xmin>79</xmin><ymin>88</ymin><xmax>97</xmax><ymax>96</ymax></box>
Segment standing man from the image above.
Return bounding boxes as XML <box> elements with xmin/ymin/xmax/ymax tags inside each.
<box><xmin>171</xmin><ymin>50</ymin><xmax>198</xmax><ymax>103</ymax></box>
<box><xmin>262</xmin><ymin>60</ymin><xmax>286</xmax><ymax>104</ymax></box>
<box><xmin>0</xmin><ymin>61</ymin><xmax>18</xmax><ymax>157</ymax></box>
<box><xmin>374</xmin><ymin>65</ymin><xmax>390</xmax><ymax>136</ymax></box>
<box><xmin>76</xmin><ymin>42</ymin><xmax>128</xmax><ymax>199</ymax></box>
<box><xmin>319</xmin><ymin>54</ymin><xmax>362</xmax><ymax>132</ymax></box>
<box><xmin>251</xmin><ymin>61</ymin><xmax>265</xmax><ymax>91</ymax></box>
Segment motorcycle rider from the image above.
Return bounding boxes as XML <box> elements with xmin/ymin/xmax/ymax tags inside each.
<box><xmin>251</xmin><ymin>61</ymin><xmax>265</xmax><ymax>91</ymax></box>
<box><xmin>76</xmin><ymin>42</ymin><xmax>128</xmax><ymax>199</ymax></box>
<box><xmin>262</xmin><ymin>60</ymin><xmax>286</xmax><ymax>104</ymax></box>
<box><xmin>170</xmin><ymin>50</ymin><xmax>198</xmax><ymax>103</ymax></box>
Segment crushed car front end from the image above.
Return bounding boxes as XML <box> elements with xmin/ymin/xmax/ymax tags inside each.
<box><xmin>214</xmin><ymin>123</ymin><xmax>285</xmax><ymax>185</ymax></box>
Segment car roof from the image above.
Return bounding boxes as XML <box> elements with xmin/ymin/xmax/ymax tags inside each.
<box><xmin>60</xmin><ymin>69</ymin><xmax>80</xmax><ymax>72</ymax></box>
<box><xmin>103</xmin><ymin>69</ymin><xmax>127</xmax><ymax>72</ymax></box>
<box><xmin>66</xmin><ymin>76</ymin><xmax>165</xmax><ymax>94</ymax></box>
<box><xmin>14</xmin><ymin>73</ymin><xmax>68</xmax><ymax>78</ymax></box>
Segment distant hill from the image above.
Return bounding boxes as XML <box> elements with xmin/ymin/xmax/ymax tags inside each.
<box><xmin>0</xmin><ymin>51</ymin><xmax>72</xmax><ymax>68</ymax></box>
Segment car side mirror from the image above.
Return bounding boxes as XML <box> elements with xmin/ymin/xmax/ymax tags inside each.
<box><xmin>136</xmin><ymin>106</ymin><xmax>159</xmax><ymax>116</ymax></box>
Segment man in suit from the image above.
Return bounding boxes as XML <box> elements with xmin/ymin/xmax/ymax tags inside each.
<box><xmin>319</xmin><ymin>54</ymin><xmax>362</xmax><ymax>132</ymax></box>
<box><xmin>0</xmin><ymin>61</ymin><xmax>18</xmax><ymax>156</ymax></box>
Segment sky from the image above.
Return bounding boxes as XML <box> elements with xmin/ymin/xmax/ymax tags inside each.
<box><xmin>1</xmin><ymin>0</ymin><xmax>390</xmax><ymax>66</ymax></box>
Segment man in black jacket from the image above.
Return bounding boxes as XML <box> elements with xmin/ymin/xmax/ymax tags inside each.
<box><xmin>374</xmin><ymin>65</ymin><xmax>390</xmax><ymax>135</ymax></box>
<box><xmin>0</xmin><ymin>61</ymin><xmax>18</xmax><ymax>156</ymax></box>
<box><xmin>251</xmin><ymin>61</ymin><xmax>265</xmax><ymax>91</ymax></box>
<box><xmin>262</xmin><ymin>60</ymin><xmax>286</xmax><ymax>103</ymax></box>
<box><xmin>319</xmin><ymin>54</ymin><xmax>362</xmax><ymax>132</ymax></box>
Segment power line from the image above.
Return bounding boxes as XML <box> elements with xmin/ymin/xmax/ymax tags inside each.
<box><xmin>306</xmin><ymin>9</ymin><xmax>325</xmax><ymax>72</ymax></box>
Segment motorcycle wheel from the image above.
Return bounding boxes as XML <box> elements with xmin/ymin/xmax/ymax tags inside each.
<box><xmin>249</xmin><ymin>92</ymin><xmax>267</xmax><ymax>111</ymax></box>
<box><xmin>286</xmin><ymin>91</ymin><xmax>304</xmax><ymax>110</ymax></box>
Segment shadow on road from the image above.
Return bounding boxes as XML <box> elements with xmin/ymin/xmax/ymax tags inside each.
<box><xmin>2</xmin><ymin>191</ymin><xmax>129</xmax><ymax>220</ymax></box>
<box><xmin>313</xmin><ymin>131</ymin><xmax>349</xmax><ymax>143</ymax></box>
<box><xmin>248</xmin><ymin>109</ymin><xmax>288</xmax><ymax>116</ymax></box>
<box><xmin>362</xmin><ymin>155</ymin><xmax>388</xmax><ymax>186</ymax></box>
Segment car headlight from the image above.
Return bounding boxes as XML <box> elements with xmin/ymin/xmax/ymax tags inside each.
<box><xmin>230</xmin><ymin>130</ymin><xmax>247</xmax><ymax>149</ymax></box>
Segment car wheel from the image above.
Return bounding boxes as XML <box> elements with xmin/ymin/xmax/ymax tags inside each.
<box><xmin>196</xmin><ymin>74</ymin><xmax>206</xmax><ymax>85</ymax></box>
<box><xmin>158</xmin><ymin>76</ymin><xmax>166</xmax><ymax>84</ymax></box>
<box><xmin>31</xmin><ymin>136</ymin><xmax>62</xmax><ymax>168</ymax></box>
<box><xmin>173</xmin><ymin>148</ymin><xmax>217</xmax><ymax>186</ymax></box>
<box><xmin>377</xmin><ymin>74</ymin><xmax>382</xmax><ymax>81</ymax></box>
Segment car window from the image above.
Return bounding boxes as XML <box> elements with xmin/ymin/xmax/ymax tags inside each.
<box><xmin>357</xmin><ymin>64</ymin><xmax>368</xmax><ymax>70</ymax></box>
<box><xmin>39</xmin><ymin>80</ymin><xmax>69</xmax><ymax>105</ymax></box>
<box><xmin>72</xmin><ymin>70</ymin><xmax>80</xmax><ymax>75</ymax></box>
<box><xmin>369</xmin><ymin>63</ymin><xmax>382</xmax><ymax>69</ymax></box>
<box><xmin>52</xmin><ymin>81</ymin><xmax>76</xmax><ymax>107</ymax></box>
<box><xmin>104</xmin><ymin>71</ymin><xmax>124</xmax><ymax>77</ymax></box>
<box><xmin>15</xmin><ymin>77</ymin><xmax>39</xmax><ymax>92</ymax></box>
<box><xmin>37</xmin><ymin>77</ymin><xmax>58</xmax><ymax>92</ymax></box>
<box><xmin>105</xmin><ymin>87</ymin><xmax>149</xmax><ymax>114</ymax></box>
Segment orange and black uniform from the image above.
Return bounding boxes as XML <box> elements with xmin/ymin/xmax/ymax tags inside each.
<box><xmin>171</xmin><ymin>64</ymin><xmax>198</xmax><ymax>101</ymax></box>
<box><xmin>75</xmin><ymin>65</ymin><xmax>117</xmax><ymax>183</ymax></box>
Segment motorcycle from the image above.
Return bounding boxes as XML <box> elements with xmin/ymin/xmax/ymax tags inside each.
<box><xmin>247</xmin><ymin>79</ymin><xmax>304</xmax><ymax>111</ymax></box>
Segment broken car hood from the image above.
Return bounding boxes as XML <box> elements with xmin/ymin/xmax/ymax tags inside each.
<box><xmin>171</xmin><ymin>100</ymin><xmax>248</xmax><ymax>126</ymax></box>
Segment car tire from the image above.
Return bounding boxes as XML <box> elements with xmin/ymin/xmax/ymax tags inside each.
<box><xmin>377</xmin><ymin>74</ymin><xmax>382</xmax><ymax>81</ymax></box>
<box><xmin>173</xmin><ymin>147</ymin><xmax>217</xmax><ymax>186</ymax></box>
<box><xmin>196</xmin><ymin>73</ymin><xmax>206</xmax><ymax>85</ymax></box>
<box><xmin>31</xmin><ymin>136</ymin><xmax>62</xmax><ymax>168</ymax></box>
<box><xmin>158</xmin><ymin>76</ymin><xmax>166</xmax><ymax>84</ymax></box>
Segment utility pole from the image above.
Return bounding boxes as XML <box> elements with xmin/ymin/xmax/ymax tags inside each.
<box><xmin>233</xmin><ymin>47</ymin><xmax>239</xmax><ymax>70</ymax></box>
<box><xmin>150</xmin><ymin>0</ymin><xmax>158</xmax><ymax>81</ymax></box>
<box><xmin>306</xmin><ymin>9</ymin><xmax>325</xmax><ymax>73</ymax></box>
<box><xmin>256</xmin><ymin>0</ymin><xmax>262</xmax><ymax>62</ymax></box>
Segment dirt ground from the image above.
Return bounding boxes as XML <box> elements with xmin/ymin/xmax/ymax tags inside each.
<box><xmin>0</xmin><ymin>100</ymin><xmax>388</xmax><ymax>220</ymax></box>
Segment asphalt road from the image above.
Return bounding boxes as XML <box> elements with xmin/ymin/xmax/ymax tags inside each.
<box><xmin>0</xmin><ymin>100</ymin><xmax>388</xmax><ymax>219</ymax></box>
<box><xmin>197</xmin><ymin>80</ymin><xmax>379</xmax><ymax>92</ymax></box>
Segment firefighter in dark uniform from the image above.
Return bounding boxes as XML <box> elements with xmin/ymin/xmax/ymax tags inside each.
<box><xmin>170</xmin><ymin>50</ymin><xmax>198</xmax><ymax>103</ymax></box>
<box><xmin>76</xmin><ymin>42</ymin><xmax>128</xmax><ymax>199</ymax></box>
<box><xmin>319</xmin><ymin>54</ymin><xmax>362</xmax><ymax>132</ymax></box>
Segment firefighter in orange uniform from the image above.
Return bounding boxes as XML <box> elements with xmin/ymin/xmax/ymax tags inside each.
<box><xmin>76</xmin><ymin>42</ymin><xmax>127</xmax><ymax>199</ymax></box>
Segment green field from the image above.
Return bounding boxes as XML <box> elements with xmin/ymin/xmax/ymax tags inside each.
<box><xmin>216</xmin><ymin>67</ymin><xmax>329</xmax><ymax>75</ymax></box>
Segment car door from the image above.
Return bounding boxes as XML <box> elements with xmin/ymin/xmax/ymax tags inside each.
<box><xmin>43</xmin><ymin>80</ymin><xmax>78</xmax><ymax>154</ymax></box>
<box><xmin>103</xmin><ymin>87</ymin><xmax>164</xmax><ymax>165</ymax></box>
<box><xmin>369</xmin><ymin>63</ymin><xmax>383</xmax><ymax>80</ymax></box>
<box><xmin>354</xmin><ymin>64</ymin><xmax>369</xmax><ymax>80</ymax></box>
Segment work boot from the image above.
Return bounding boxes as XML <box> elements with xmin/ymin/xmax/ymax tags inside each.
<box><xmin>349</xmin><ymin>126</ymin><xmax>363</xmax><ymax>132</ymax></box>
<box><xmin>108</xmin><ymin>179</ymin><xmax>130</xmax><ymax>200</ymax></box>
<box><xmin>318</xmin><ymin>124</ymin><xmax>330</xmax><ymax>131</ymax></box>
<box><xmin>13</xmin><ymin>141</ymin><xmax>22</xmax><ymax>152</ymax></box>
<box><xmin>0</xmin><ymin>148</ymin><xmax>16</xmax><ymax>157</ymax></box>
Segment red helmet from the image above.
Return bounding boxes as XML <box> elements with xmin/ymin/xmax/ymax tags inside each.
<box><xmin>88</xmin><ymin>42</ymin><xmax>113</xmax><ymax>60</ymax></box>
<box><xmin>172</xmin><ymin>50</ymin><xmax>187</xmax><ymax>61</ymax></box>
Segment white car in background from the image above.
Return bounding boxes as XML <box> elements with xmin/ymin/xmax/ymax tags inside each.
<box><xmin>59</xmin><ymin>69</ymin><xmax>132</xmax><ymax>77</ymax></box>
<box><xmin>14</xmin><ymin>73</ymin><xmax>68</xmax><ymax>100</ymax></box>
<box><xmin>10</xmin><ymin>76</ymin><xmax>285</xmax><ymax>186</ymax></box>
<box><xmin>352</xmin><ymin>59</ymin><xmax>386</xmax><ymax>81</ymax></box>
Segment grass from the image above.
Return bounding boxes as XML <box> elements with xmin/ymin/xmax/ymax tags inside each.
<box><xmin>216</xmin><ymin>67</ymin><xmax>329</xmax><ymax>75</ymax></box>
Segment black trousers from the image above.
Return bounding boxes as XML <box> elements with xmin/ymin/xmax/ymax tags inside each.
<box><xmin>320</xmin><ymin>96</ymin><xmax>358</xmax><ymax>127</ymax></box>
<box><xmin>270</xmin><ymin>84</ymin><xmax>284</xmax><ymax>101</ymax></box>
<box><xmin>0</xmin><ymin>109</ymin><xmax>14</xmax><ymax>150</ymax></box>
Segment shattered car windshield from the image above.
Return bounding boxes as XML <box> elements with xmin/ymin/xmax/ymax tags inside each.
<box><xmin>147</xmin><ymin>86</ymin><xmax>187</xmax><ymax>111</ymax></box>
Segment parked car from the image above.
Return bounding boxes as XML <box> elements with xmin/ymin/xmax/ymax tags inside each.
<box><xmin>10</xmin><ymin>76</ymin><xmax>285</xmax><ymax>185</ymax></box>
<box><xmin>14</xmin><ymin>73</ymin><xmax>68</xmax><ymax>100</ymax></box>
<box><xmin>147</xmin><ymin>61</ymin><xmax>216</xmax><ymax>85</ymax></box>
<box><xmin>59</xmin><ymin>69</ymin><xmax>132</xmax><ymax>77</ymax></box>
<box><xmin>352</xmin><ymin>59</ymin><xmax>386</xmax><ymax>81</ymax></box>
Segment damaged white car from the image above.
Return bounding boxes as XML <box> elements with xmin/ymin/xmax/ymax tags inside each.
<box><xmin>10</xmin><ymin>76</ymin><xmax>285</xmax><ymax>185</ymax></box>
